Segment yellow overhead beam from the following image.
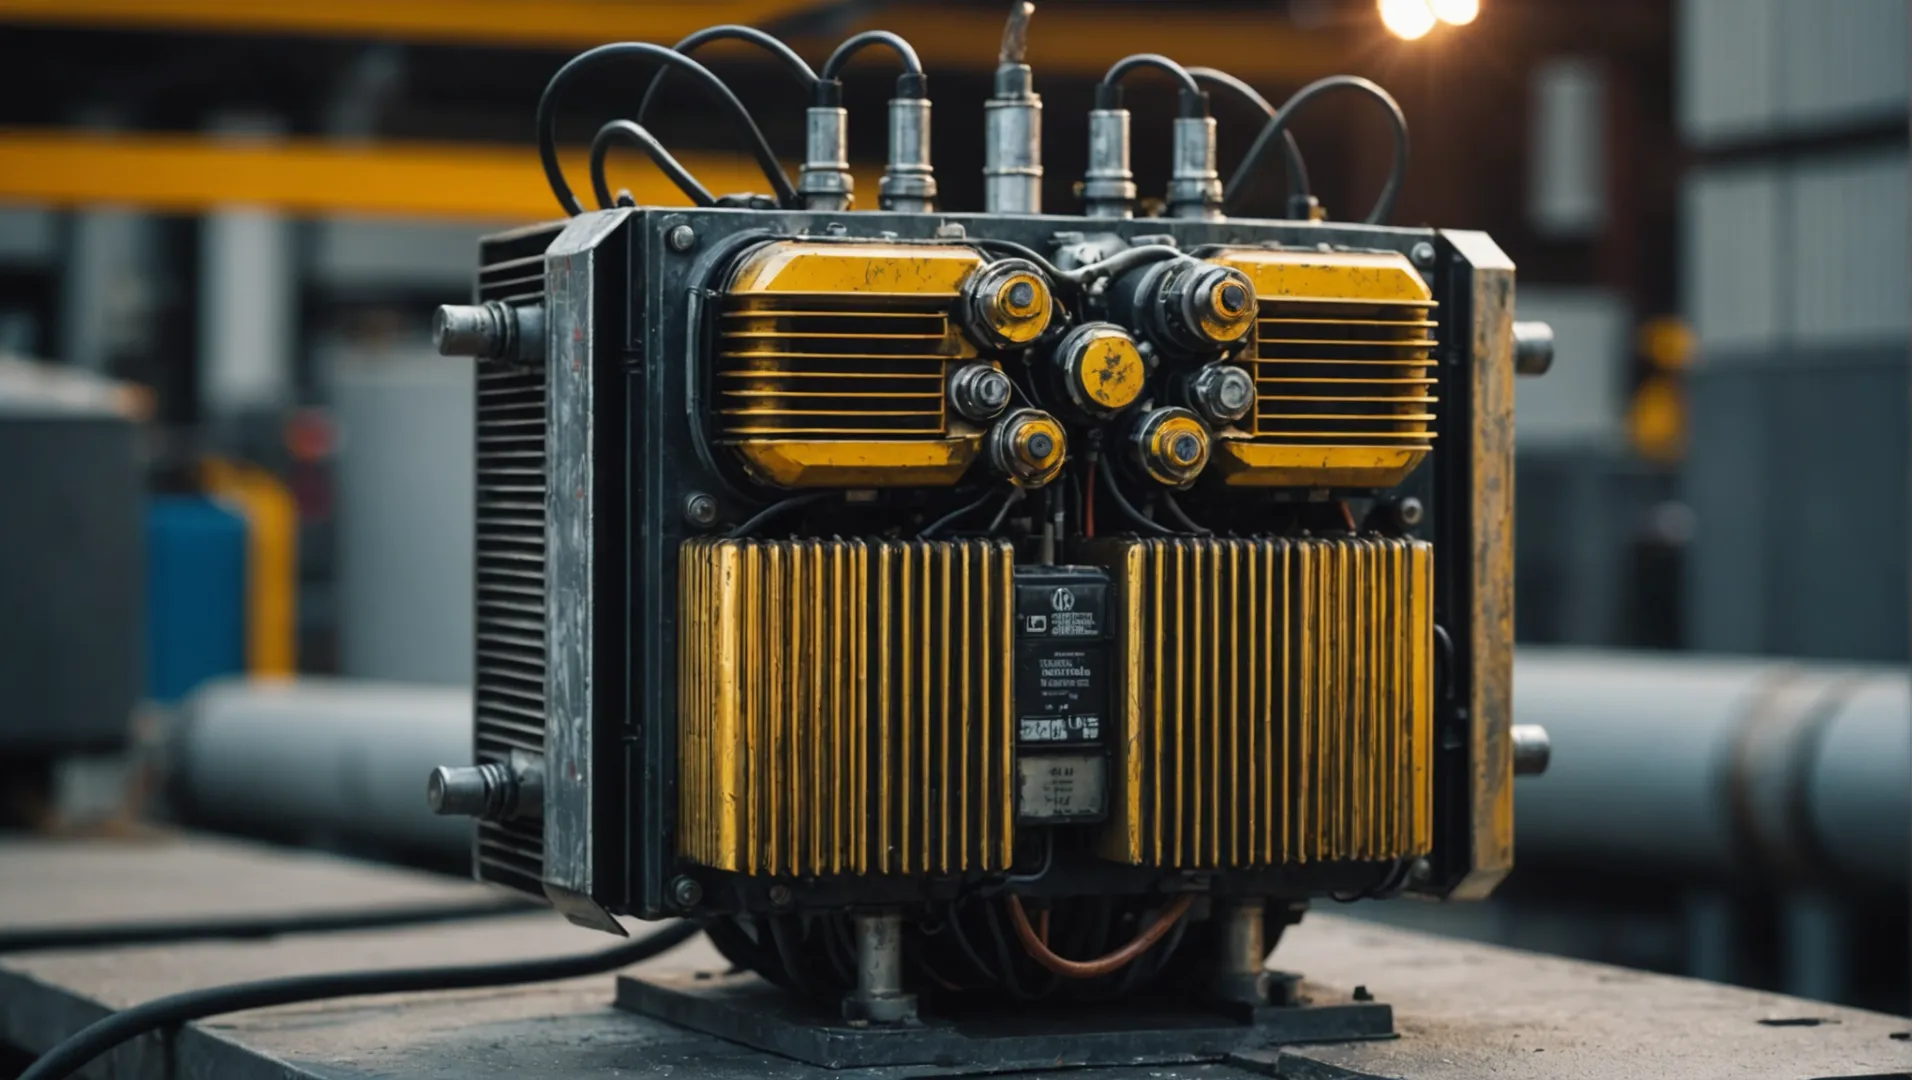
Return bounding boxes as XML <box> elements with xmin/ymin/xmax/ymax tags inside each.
<box><xmin>0</xmin><ymin>129</ymin><xmax>781</xmax><ymax>220</ymax></box>
<box><xmin>0</xmin><ymin>0</ymin><xmax>1353</xmax><ymax>82</ymax></box>
<box><xmin>0</xmin><ymin>0</ymin><xmax>824</xmax><ymax>51</ymax></box>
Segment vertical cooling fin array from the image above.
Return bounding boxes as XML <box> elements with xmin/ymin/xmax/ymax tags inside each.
<box><xmin>678</xmin><ymin>537</ymin><xmax>1017</xmax><ymax>877</ymax></box>
<box><xmin>1092</xmin><ymin>536</ymin><xmax>1434</xmax><ymax>869</ymax></box>
<box><xmin>470</xmin><ymin>223</ymin><xmax>562</xmax><ymax>896</ymax></box>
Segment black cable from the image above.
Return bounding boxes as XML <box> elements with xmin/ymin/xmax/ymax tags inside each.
<box><xmin>18</xmin><ymin>921</ymin><xmax>700</xmax><ymax>1080</ymax></box>
<box><xmin>636</xmin><ymin>24</ymin><xmax>818</xmax><ymax>130</ymax></box>
<box><xmin>589</xmin><ymin>120</ymin><xmax>716</xmax><ymax>210</ymax></box>
<box><xmin>918</xmin><ymin>488</ymin><xmax>1006</xmax><ymax>538</ymax></box>
<box><xmin>0</xmin><ymin>898</ymin><xmax>538</xmax><ymax>955</ymax></box>
<box><xmin>971</xmin><ymin>238</ymin><xmax>1072</xmax><ymax>284</ymax></box>
<box><xmin>1156</xmin><ymin>489</ymin><xmax>1213</xmax><ymax>535</ymax></box>
<box><xmin>535</xmin><ymin>42</ymin><xmax>796</xmax><ymax>216</ymax></box>
<box><xmin>1222</xmin><ymin>74</ymin><xmax>1408</xmax><ymax>225</ymax></box>
<box><xmin>725</xmin><ymin>492</ymin><xmax>831</xmax><ymax>538</ymax></box>
<box><xmin>1097</xmin><ymin>465</ymin><xmax>1176</xmax><ymax>536</ymax></box>
<box><xmin>1186</xmin><ymin>66</ymin><xmax>1310</xmax><ymax>214</ymax></box>
<box><xmin>983</xmin><ymin>488</ymin><xmax>1026</xmax><ymax>533</ymax></box>
<box><xmin>1099</xmin><ymin>53</ymin><xmax>1204</xmax><ymax>102</ymax></box>
<box><xmin>1063</xmin><ymin>244</ymin><xmax>1181</xmax><ymax>285</ymax></box>
<box><xmin>820</xmin><ymin>29</ymin><xmax>924</xmax><ymax>81</ymax></box>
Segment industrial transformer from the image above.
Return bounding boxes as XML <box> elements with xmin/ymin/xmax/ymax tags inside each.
<box><xmin>429</xmin><ymin>3</ymin><xmax>1550</xmax><ymax>1053</ymax></box>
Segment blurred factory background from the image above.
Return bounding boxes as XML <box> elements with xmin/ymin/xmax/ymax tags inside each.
<box><xmin>0</xmin><ymin>0</ymin><xmax>1905</xmax><ymax>1016</ymax></box>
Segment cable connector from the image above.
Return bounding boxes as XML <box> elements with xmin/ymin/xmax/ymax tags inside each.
<box><xmin>879</xmin><ymin>73</ymin><xmax>936</xmax><ymax>212</ymax></box>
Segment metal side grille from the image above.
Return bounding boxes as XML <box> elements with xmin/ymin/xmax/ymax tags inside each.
<box><xmin>1090</xmin><ymin>536</ymin><xmax>1434</xmax><ymax>869</ymax></box>
<box><xmin>677</xmin><ymin>537</ymin><xmax>1017</xmax><ymax>877</ymax></box>
<box><xmin>471</xmin><ymin>223</ymin><xmax>560</xmax><ymax>895</ymax></box>
<box><xmin>714</xmin><ymin>296</ymin><xmax>958</xmax><ymax>437</ymax></box>
<box><xmin>1251</xmin><ymin>297</ymin><xmax>1439</xmax><ymax>451</ymax></box>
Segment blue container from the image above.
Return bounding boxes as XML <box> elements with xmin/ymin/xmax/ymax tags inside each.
<box><xmin>146</xmin><ymin>496</ymin><xmax>247</xmax><ymax>703</ymax></box>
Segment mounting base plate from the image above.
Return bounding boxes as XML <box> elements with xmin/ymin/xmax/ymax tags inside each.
<box><xmin>614</xmin><ymin>970</ymin><xmax>1394</xmax><ymax>1071</ymax></box>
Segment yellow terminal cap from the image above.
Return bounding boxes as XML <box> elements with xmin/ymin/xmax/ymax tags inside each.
<box><xmin>963</xmin><ymin>259</ymin><xmax>1054</xmax><ymax>348</ymax></box>
<box><xmin>1054</xmin><ymin>322</ymin><xmax>1146</xmax><ymax>415</ymax></box>
<box><xmin>1133</xmin><ymin>407</ymin><xmax>1210</xmax><ymax>487</ymax></box>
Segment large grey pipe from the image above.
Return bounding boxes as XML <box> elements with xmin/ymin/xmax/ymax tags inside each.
<box><xmin>1513</xmin><ymin>649</ymin><xmax>1909</xmax><ymax>889</ymax></box>
<box><xmin>171</xmin><ymin>678</ymin><xmax>471</xmax><ymax>866</ymax></box>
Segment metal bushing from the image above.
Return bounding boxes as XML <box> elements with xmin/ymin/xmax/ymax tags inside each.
<box><xmin>1188</xmin><ymin>363</ymin><xmax>1256</xmax><ymax>426</ymax></box>
<box><xmin>985</xmin><ymin>408</ymin><xmax>1067</xmax><ymax>487</ymax></box>
<box><xmin>948</xmin><ymin>363</ymin><xmax>1014</xmax><ymax>422</ymax></box>
<box><xmin>1131</xmin><ymin>407</ymin><xmax>1210</xmax><ymax>487</ymax></box>
<box><xmin>1115</xmin><ymin>257</ymin><xmax>1255</xmax><ymax>358</ymax></box>
<box><xmin>962</xmin><ymin>258</ymin><xmax>1054</xmax><ymax>349</ymax></box>
<box><xmin>1052</xmin><ymin>322</ymin><xmax>1145</xmax><ymax>417</ymax></box>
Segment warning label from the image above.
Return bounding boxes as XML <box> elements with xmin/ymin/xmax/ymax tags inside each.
<box><xmin>1014</xmin><ymin>568</ymin><xmax>1111</xmax><ymax>747</ymax></box>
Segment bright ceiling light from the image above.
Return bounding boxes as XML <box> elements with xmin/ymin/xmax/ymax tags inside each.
<box><xmin>1430</xmin><ymin>0</ymin><xmax>1480</xmax><ymax>25</ymax></box>
<box><xmin>1378</xmin><ymin>0</ymin><xmax>1438</xmax><ymax>40</ymax></box>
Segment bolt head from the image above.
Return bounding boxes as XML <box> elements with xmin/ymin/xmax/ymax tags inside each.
<box><xmin>1217</xmin><ymin>281</ymin><xmax>1248</xmax><ymax>315</ymax></box>
<box><xmin>671</xmin><ymin>876</ymin><xmax>704</xmax><ymax>910</ymax></box>
<box><xmin>1170</xmin><ymin>433</ymin><xmax>1202</xmax><ymax>466</ymax></box>
<box><xmin>974</xmin><ymin>370</ymin><xmax>1012</xmax><ymax>409</ymax></box>
<box><xmin>683</xmin><ymin>492</ymin><xmax>719</xmax><ymax>527</ymax></box>
<box><xmin>1026</xmin><ymin>431</ymin><xmax>1056</xmax><ymax>461</ymax></box>
<box><xmin>767</xmin><ymin>884</ymin><xmax>794</xmax><ymax>908</ymax></box>
<box><xmin>1007</xmin><ymin>280</ymin><xmax>1036</xmax><ymax>309</ymax></box>
<box><xmin>667</xmin><ymin>224</ymin><xmax>698</xmax><ymax>252</ymax></box>
<box><xmin>1398</xmin><ymin>497</ymin><xmax>1425</xmax><ymax>527</ymax></box>
<box><xmin>1410</xmin><ymin>241</ymin><xmax>1436</xmax><ymax>268</ymax></box>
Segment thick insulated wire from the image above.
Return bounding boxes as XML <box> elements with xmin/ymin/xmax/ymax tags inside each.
<box><xmin>820</xmin><ymin>29</ymin><xmax>924</xmax><ymax>80</ymax></box>
<box><xmin>536</xmin><ymin>42</ymin><xmax>796</xmax><ymax>215</ymax></box>
<box><xmin>1099</xmin><ymin>53</ymin><xmax>1204</xmax><ymax>99</ymax></box>
<box><xmin>636</xmin><ymin>24</ymin><xmax>818</xmax><ymax>127</ymax></box>
<box><xmin>1222</xmin><ymin>74</ymin><xmax>1409</xmax><ymax>225</ymax></box>
<box><xmin>19</xmin><ymin>921</ymin><xmax>701</xmax><ymax>1080</ymax></box>
<box><xmin>1187</xmin><ymin>66</ymin><xmax>1310</xmax><ymax>212</ymax></box>
<box><xmin>589</xmin><ymin>120</ymin><xmax>716</xmax><ymax>209</ymax></box>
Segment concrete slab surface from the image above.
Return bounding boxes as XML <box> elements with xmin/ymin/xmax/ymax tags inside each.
<box><xmin>1</xmin><ymin>836</ymin><xmax>1907</xmax><ymax>1079</ymax></box>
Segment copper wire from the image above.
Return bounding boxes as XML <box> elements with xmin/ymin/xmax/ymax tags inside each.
<box><xmin>1004</xmin><ymin>894</ymin><xmax>1194</xmax><ymax>979</ymax></box>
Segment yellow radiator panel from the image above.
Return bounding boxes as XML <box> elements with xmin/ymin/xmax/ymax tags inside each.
<box><xmin>1089</xmin><ymin>536</ymin><xmax>1434</xmax><ymax>868</ymax></box>
<box><xmin>678</xmin><ymin>537</ymin><xmax>1016</xmax><ymax>877</ymax></box>
<box><xmin>1207</xmin><ymin>248</ymin><xmax>1438</xmax><ymax>489</ymax></box>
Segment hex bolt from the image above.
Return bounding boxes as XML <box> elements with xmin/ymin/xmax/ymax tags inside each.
<box><xmin>667</xmin><ymin>224</ymin><xmax>698</xmax><ymax>253</ymax></box>
<box><xmin>682</xmin><ymin>492</ymin><xmax>719</xmax><ymax>527</ymax></box>
<box><xmin>1410</xmin><ymin>241</ymin><xmax>1436</xmax><ymax>268</ymax></box>
<box><xmin>1398</xmin><ymin>497</ymin><xmax>1425</xmax><ymax>527</ymax></box>
<box><xmin>1008</xmin><ymin>280</ymin><xmax>1036</xmax><ymax>308</ymax></box>
<box><xmin>768</xmin><ymin>884</ymin><xmax>794</xmax><ymax>908</ymax></box>
<box><xmin>671</xmin><ymin>876</ymin><xmax>704</xmax><ymax>910</ymax></box>
<box><xmin>1027</xmin><ymin>431</ymin><xmax>1056</xmax><ymax>461</ymax></box>
<box><xmin>1170</xmin><ymin>433</ymin><xmax>1202</xmax><ymax>466</ymax></box>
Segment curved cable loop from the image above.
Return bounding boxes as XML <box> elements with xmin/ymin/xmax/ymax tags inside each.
<box><xmin>589</xmin><ymin>120</ymin><xmax>717</xmax><ymax>209</ymax></box>
<box><xmin>535</xmin><ymin>42</ymin><xmax>796</xmax><ymax>215</ymax></box>
<box><xmin>1187</xmin><ymin>66</ymin><xmax>1310</xmax><ymax>213</ymax></box>
<box><xmin>1098</xmin><ymin>52</ymin><xmax>1204</xmax><ymax>99</ymax></box>
<box><xmin>820</xmin><ymin>29</ymin><xmax>924</xmax><ymax>81</ymax></box>
<box><xmin>635</xmin><ymin>25</ymin><xmax>817</xmax><ymax>128</ymax></box>
<box><xmin>1221</xmin><ymin>74</ymin><xmax>1408</xmax><ymax>225</ymax></box>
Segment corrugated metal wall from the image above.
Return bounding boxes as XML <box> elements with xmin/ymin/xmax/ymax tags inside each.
<box><xmin>1677</xmin><ymin>0</ymin><xmax>1909</xmax><ymax>662</ymax></box>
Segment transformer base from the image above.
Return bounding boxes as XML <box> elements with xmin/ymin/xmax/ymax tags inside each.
<box><xmin>613</xmin><ymin>970</ymin><xmax>1393</xmax><ymax>1071</ymax></box>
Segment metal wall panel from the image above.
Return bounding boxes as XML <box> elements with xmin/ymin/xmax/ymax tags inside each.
<box><xmin>1681</xmin><ymin>0</ymin><xmax>1907</xmax><ymax>143</ymax></box>
<box><xmin>1512</xmin><ymin>287</ymin><xmax>1630</xmax><ymax>449</ymax></box>
<box><xmin>1774</xmin><ymin>0</ymin><xmax>1908</xmax><ymax>130</ymax></box>
<box><xmin>333</xmin><ymin>352</ymin><xmax>475</xmax><ymax>685</ymax></box>
<box><xmin>1683</xmin><ymin>350</ymin><xmax>1908</xmax><ymax>661</ymax></box>
<box><xmin>1679</xmin><ymin>0</ymin><xmax>1778</xmax><ymax>143</ymax></box>
<box><xmin>1789</xmin><ymin>149</ymin><xmax>1909</xmax><ymax>347</ymax></box>
<box><xmin>311</xmin><ymin>217</ymin><xmax>505</xmax><ymax>291</ymax></box>
<box><xmin>1684</xmin><ymin>166</ymin><xmax>1784</xmax><ymax>356</ymax></box>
